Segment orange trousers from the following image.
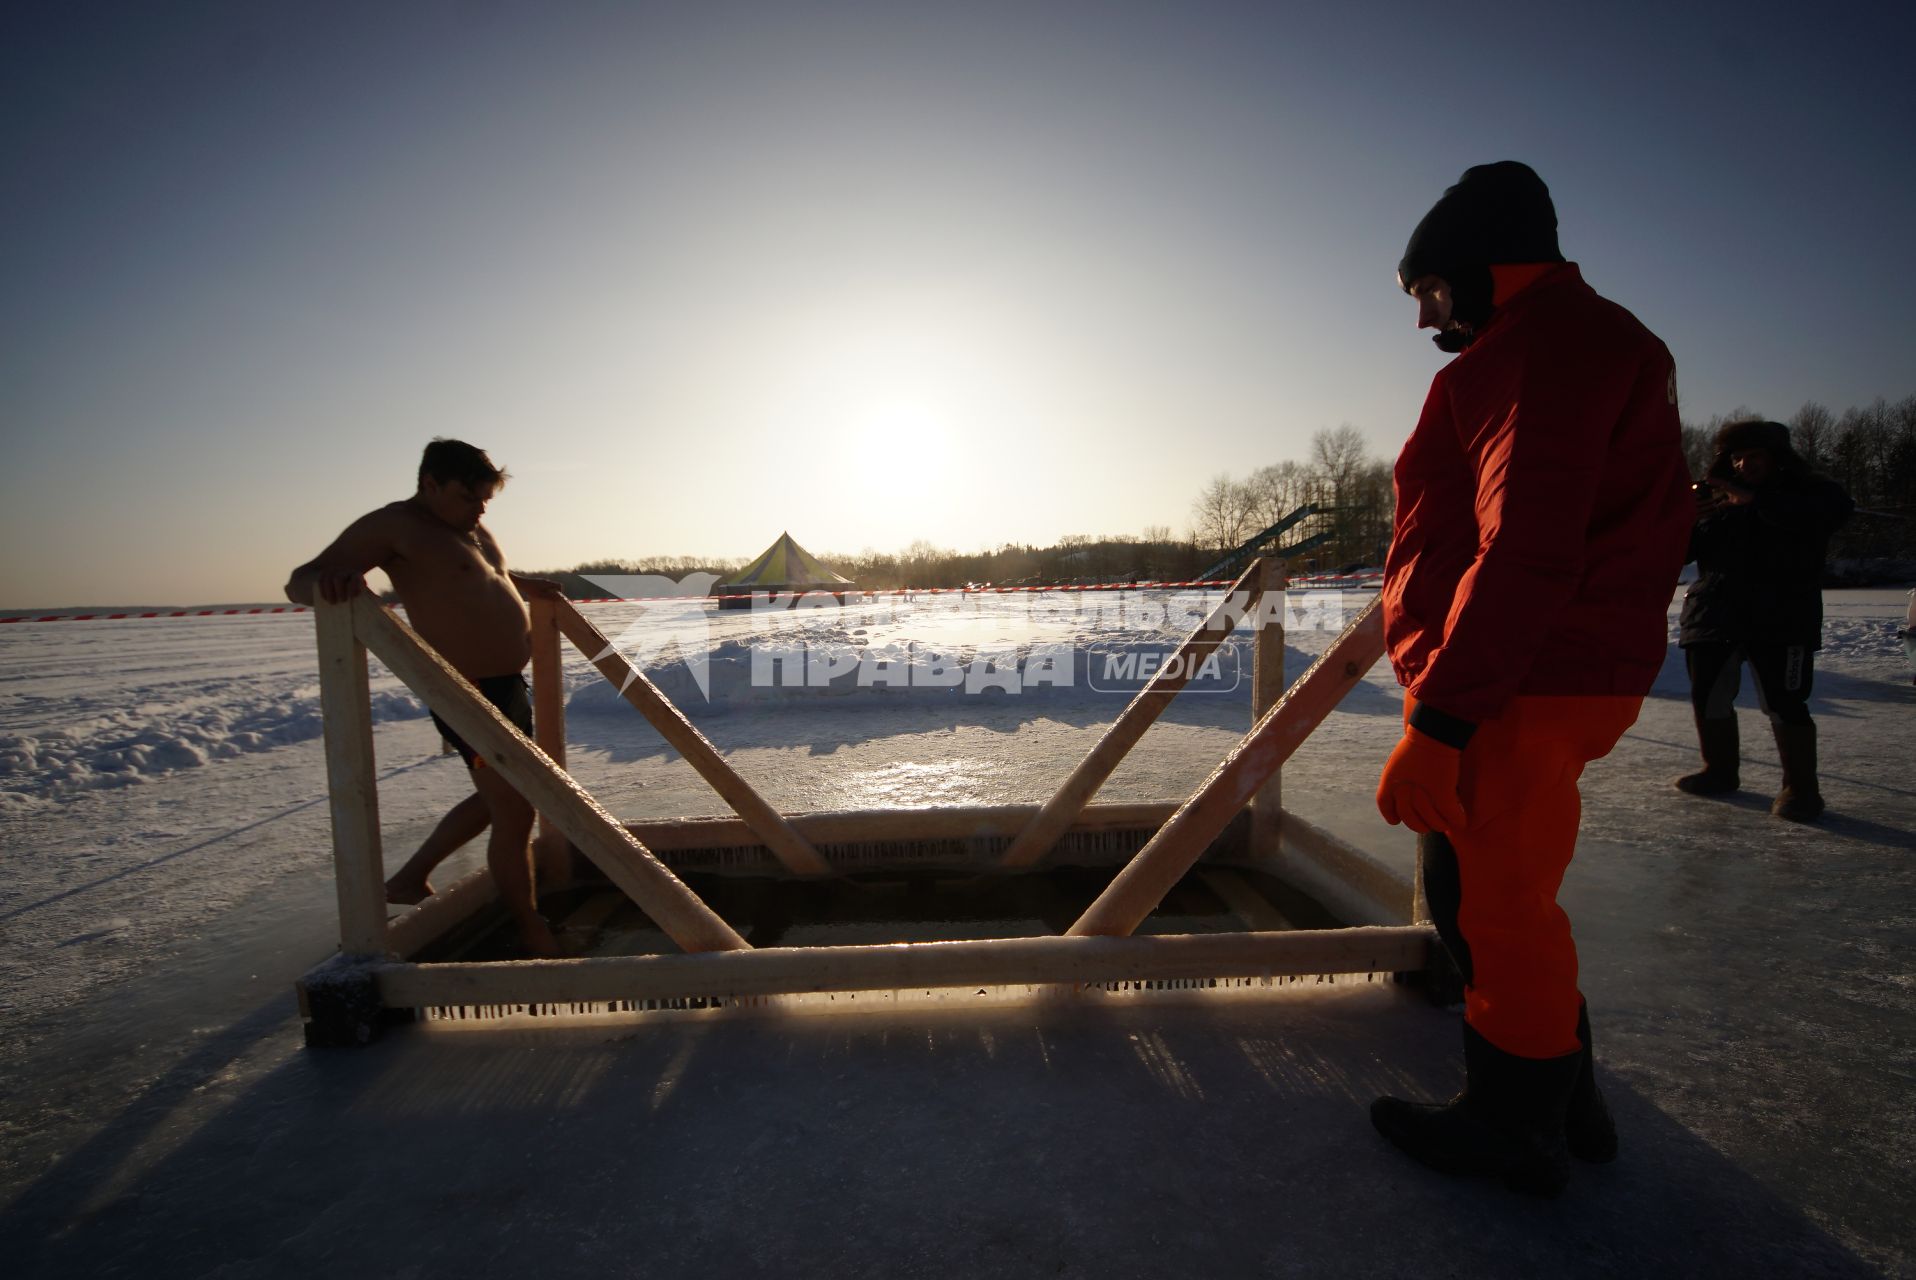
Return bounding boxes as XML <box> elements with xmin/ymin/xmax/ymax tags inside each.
<box><xmin>1413</xmin><ymin>694</ymin><xmax>1643</xmax><ymax>1060</ymax></box>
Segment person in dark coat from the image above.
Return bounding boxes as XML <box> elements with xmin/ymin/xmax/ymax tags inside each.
<box><xmin>1677</xmin><ymin>419</ymin><xmax>1854</xmax><ymax>820</ymax></box>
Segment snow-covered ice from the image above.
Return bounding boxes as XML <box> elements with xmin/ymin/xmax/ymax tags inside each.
<box><xmin>0</xmin><ymin>612</ymin><xmax>426</xmax><ymax>808</ymax></box>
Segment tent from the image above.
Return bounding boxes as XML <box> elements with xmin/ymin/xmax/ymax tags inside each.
<box><xmin>714</xmin><ymin>532</ymin><xmax>857</xmax><ymax>608</ymax></box>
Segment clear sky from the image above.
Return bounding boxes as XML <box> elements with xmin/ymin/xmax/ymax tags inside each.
<box><xmin>4</xmin><ymin>1</ymin><xmax>1912</xmax><ymax>607</ymax></box>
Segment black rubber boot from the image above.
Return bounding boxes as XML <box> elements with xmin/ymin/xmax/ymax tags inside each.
<box><xmin>1675</xmin><ymin>714</ymin><xmax>1740</xmax><ymax>795</ymax></box>
<box><xmin>1370</xmin><ymin>1023</ymin><xmax>1579</xmax><ymax>1197</ymax></box>
<box><xmin>1567</xmin><ymin>1002</ymin><xmax>1617</xmax><ymax>1163</ymax></box>
<box><xmin>1771</xmin><ymin>721</ymin><xmax>1825</xmax><ymax>821</ymax></box>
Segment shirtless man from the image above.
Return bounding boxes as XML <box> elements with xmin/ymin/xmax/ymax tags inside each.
<box><xmin>285</xmin><ymin>438</ymin><xmax>565</xmax><ymax>958</ymax></box>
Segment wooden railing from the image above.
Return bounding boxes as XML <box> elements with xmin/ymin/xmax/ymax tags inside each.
<box><xmin>318</xmin><ymin>594</ymin><xmax>747</xmax><ymax>955</ymax></box>
<box><xmin>305</xmin><ymin>563</ymin><xmax>1417</xmax><ymax>1040</ymax></box>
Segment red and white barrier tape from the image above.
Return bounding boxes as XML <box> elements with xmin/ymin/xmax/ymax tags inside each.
<box><xmin>584</xmin><ymin>574</ymin><xmax>1380</xmax><ymax>604</ymax></box>
<box><xmin>586</xmin><ymin>578</ymin><xmax>1244</xmax><ymax>604</ymax></box>
<box><xmin>0</xmin><ymin>606</ymin><xmax>314</xmax><ymax>625</ymax></box>
<box><xmin>5</xmin><ymin>575</ymin><xmax>1382</xmax><ymax>621</ymax></box>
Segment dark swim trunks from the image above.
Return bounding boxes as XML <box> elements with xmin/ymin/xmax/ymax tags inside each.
<box><xmin>430</xmin><ymin>673</ymin><xmax>533</xmax><ymax>770</ymax></box>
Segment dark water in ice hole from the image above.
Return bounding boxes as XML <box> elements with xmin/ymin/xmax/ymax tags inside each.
<box><xmin>417</xmin><ymin>863</ymin><xmax>1344</xmax><ymax>964</ymax></box>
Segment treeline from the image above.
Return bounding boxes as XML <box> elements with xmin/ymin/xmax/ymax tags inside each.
<box><xmin>829</xmin><ymin>536</ymin><xmax>1214</xmax><ymax>590</ymax></box>
<box><xmin>529</xmin><ymin>542</ymin><xmax>1217</xmax><ymax>595</ymax></box>
<box><xmin>1683</xmin><ymin>394</ymin><xmax>1916</xmax><ymax>569</ymax></box>
<box><xmin>529</xmin><ymin>556</ymin><xmax>744</xmax><ymax>599</ymax></box>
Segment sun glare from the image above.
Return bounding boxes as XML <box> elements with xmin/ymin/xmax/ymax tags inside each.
<box><xmin>777</xmin><ymin>309</ymin><xmax>1019</xmax><ymax>548</ymax></box>
<box><xmin>842</xmin><ymin>398</ymin><xmax>963</xmax><ymax>538</ymax></box>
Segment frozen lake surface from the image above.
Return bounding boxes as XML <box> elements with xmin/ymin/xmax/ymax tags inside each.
<box><xmin>0</xmin><ymin>587</ymin><xmax>1911</xmax><ymax>1276</ymax></box>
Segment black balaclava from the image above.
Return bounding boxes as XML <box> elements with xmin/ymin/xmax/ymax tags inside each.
<box><xmin>1398</xmin><ymin>160</ymin><xmax>1564</xmax><ymax>352</ymax></box>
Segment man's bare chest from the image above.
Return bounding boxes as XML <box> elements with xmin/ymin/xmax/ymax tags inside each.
<box><xmin>390</xmin><ymin>526</ymin><xmax>508</xmax><ymax>587</ymax></box>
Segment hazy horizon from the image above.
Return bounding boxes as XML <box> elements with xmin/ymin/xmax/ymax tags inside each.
<box><xmin>6</xmin><ymin>2</ymin><xmax>1914</xmax><ymax>608</ymax></box>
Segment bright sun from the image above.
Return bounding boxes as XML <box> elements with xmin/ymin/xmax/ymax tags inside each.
<box><xmin>775</xmin><ymin>300</ymin><xmax>1030</xmax><ymax>550</ymax></box>
<box><xmin>843</xmin><ymin>399</ymin><xmax>960</xmax><ymax>535</ymax></box>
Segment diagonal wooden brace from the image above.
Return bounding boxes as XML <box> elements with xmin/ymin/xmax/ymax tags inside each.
<box><xmin>344</xmin><ymin>597</ymin><xmax>748</xmax><ymax>953</ymax></box>
<box><xmin>1067</xmin><ymin>596</ymin><xmax>1385</xmax><ymax>937</ymax></box>
<box><xmin>551</xmin><ymin>599</ymin><xmax>832</xmax><ymax>877</ymax></box>
<box><xmin>998</xmin><ymin>558</ymin><xmax>1273</xmax><ymax>868</ymax></box>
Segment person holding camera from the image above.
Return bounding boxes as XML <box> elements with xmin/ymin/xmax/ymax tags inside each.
<box><xmin>1677</xmin><ymin>419</ymin><xmax>1854</xmax><ymax>820</ymax></box>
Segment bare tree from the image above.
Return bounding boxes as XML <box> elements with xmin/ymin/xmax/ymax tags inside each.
<box><xmin>1245</xmin><ymin>460</ymin><xmax>1308</xmax><ymax>528</ymax></box>
<box><xmin>1791</xmin><ymin>402</ymin><xmax>1835</xmax><ymax>471</ymax></box>
<box><xmin>1349</xmin><ymin>459</ymin><xmax>1396</xmax><ymax>566</ymax></box>
<box><xmin>1310</xmin><ymin>424</ymin><xmax>1369</xmax><ymax>494</ymax></box>
<box><xmin>1679</xmin><ymin>420</ymin><xmax>1715</xmax><ymax>478</ymax></box>
<box><xmin>1309</xmin><ymin>424</ymin><xmax>1385</xmax><ymax>565</ymax></box>
<box><xmin>1191</xmin><ymin>473</ymin><xmax>1255</xmax><ymax>552</ymax></box>
<box><xmin>1860</xmin><ymin>398</ymin><xmax>1898</xmax><ymax>493</ymax></box>
<box><xmin>1888</xmin><ymin>394</ymin><xmax>1916</xmax><ymax>512</ymax></box>
<box><xmin>1830</xmin><ymin>404</ymin><xmax>1886</xmax><ymax>502</ymax></box>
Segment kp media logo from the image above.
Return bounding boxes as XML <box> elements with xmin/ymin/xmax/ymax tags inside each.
<box><xmin>581</xmin><ymin>573</ymin><xmax>720</xmax><ymax>700</ymax></box>
<box><xmin>1085</xmin><ymin>641</ymin><xmax>1243</xmax><ymax>693</ymax></box>
<box><xmin>573</xmin><ymin>582</ymin><xmax>1351</xmax><ymax>703</ymax></box>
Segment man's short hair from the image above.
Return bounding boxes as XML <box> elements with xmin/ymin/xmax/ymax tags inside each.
<box><xmin>418</xmin><ymin>438</ymin><xmax>509</xmax><ymax>491</ymax></box>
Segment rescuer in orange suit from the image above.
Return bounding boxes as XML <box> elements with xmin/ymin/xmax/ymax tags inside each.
<box><xmin>1368</xmin><ymin>162</ymin><xmax>1693</xmax><ymax>1196</ymax></box>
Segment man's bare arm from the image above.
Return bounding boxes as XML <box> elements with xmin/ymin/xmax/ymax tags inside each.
<box><xmin>286</xmin><ymin>508</ymin><xmax>403</xmax><ymax>606</ymax></box>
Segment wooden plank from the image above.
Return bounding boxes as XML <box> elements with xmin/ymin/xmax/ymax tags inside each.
<box><xmin>529</xmin><ymin>596</ymin><xmax>574</xmax><ymax>885</ymax></box>
<box><xmin>1067</xmin><ymin>597</ymin><xmax>1386</xmax><ymax>937</ymax></box>
<box><xmin>1197</xmin><ymin>868</ymin><xmax>1297</xmax><ymax>932</ymax></box>
<box><xmin>1275</xmin><ymin>813</ymin><xmax>1413</xmax><ymax>927</ymax></box>
<box><xmin>552</xmin><ymin>599</ymin><xmax>832</xmax><ymax>877</ymax></box>
<box><xmin>375</xmin><ymin>925</ymin><xmax>1432</xmax><ymax>1006</ymax></box>
<box><xmin>384</xmin><ymin>866</ymin><xmax>496</xmax><ymax>959</ymax></box>
<box><xmin>621</xmin><ymin>801</ymin><xmax>1180</xmax><ymax>851</ymax></box>
<box><xmin>315</xmin><ymin>601</ymin><xmax>388</xmax><ymax>956</ymax></box>
<box><xmin>556</xmin><ymin>890</ymin><xmax>626</xmax><ymax>933</ymax></box>
<box><xmin>1249</xmin><ymin>558</ymin><xmax>1288</xmax><ymax>861</ymax></box>
<box><xmin>998</xmin><ymin>559</ymin><xmax>1268</xmax><ymax>868</ymax></box>
<box><xmin>348</xmin><ymin>596</ymin><xmax>748</xmax><ymax>953</ymax></box>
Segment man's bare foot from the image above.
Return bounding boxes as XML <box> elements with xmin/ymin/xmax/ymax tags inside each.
<box><xmin>385</xmin><ymin>875</ymin><xmax>433</xmax><ymax>906</ymax></box>
<box><xmin>516</xmin><ymin>914</ymin><xmax>565</xmax><ymax>959</ymax></box>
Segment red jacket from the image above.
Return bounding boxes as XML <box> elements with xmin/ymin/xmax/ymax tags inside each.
<box><xmin>1381</xmin><ymin>264</ymin><xmax>1692</xmax><ymax>727</ymax></box>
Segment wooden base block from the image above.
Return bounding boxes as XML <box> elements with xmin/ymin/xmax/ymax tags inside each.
<box><xmin>298</xmin><ymin>953</ymin><xmax>405</xmax><ymax>1048</ymax></box>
